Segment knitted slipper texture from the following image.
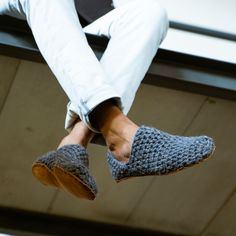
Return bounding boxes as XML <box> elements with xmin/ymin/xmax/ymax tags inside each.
<box><xmin>107</xmin><ymin>126</ymin><xmax>215</xmax><ymax>181</ymax></box>
<box><xmin>54</xmin><ymin>145</ymin><xmax>98</xmax><ymax>196</ymax></box>
<box><xmin>32</xmin><ymin>145</ymin><xmax>98</xmax><ymax>199</ymax></box>
<box><xmin>33</xmin><ymin>150</ymin><xmax>57</xmax><ymax>170</ymax></box>
<box><xmin>32</xmin><ymin>150</ymin><xmax>60</xmax><ymax>187</ymax></box>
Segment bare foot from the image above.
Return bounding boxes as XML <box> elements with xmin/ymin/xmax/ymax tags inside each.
<box><xmin>90</xmin><ymin>100</ymin><xmax>139</xmax><ymax>163</ymax></box>
<box><xmin>58</xmin><ymin>121</ymin><xmax>94</xmax><ymax>149</ymax></box>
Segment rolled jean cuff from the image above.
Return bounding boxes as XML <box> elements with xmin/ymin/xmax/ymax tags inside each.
<box><xmin>65</xmin><ymin>92</ymin><xmax>122</xmax><ymax>133</ymax></box>
<box><xmin>83</xmin><ymin>95</ymin><xmax>121</xmax><ymax>133</ymax></box>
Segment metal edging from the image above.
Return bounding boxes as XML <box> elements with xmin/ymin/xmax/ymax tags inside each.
<box><xmin>169</xmin><ymin>21</ymin><xmax>236</xmax><ymax>42</ymax></box>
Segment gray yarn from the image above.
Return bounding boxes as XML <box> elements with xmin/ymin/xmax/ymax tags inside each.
<box><xmin>56</xmin><ymin>144</ymin><xmax>89</xmax><ymax>167</ymax></box>
<box><xmin>55</xmin><ymin>145</ymin><xmax>98</xmax><ymax>195</ymax></box>
<box><xmin>34</xmin><ymin>150</ymin><xmax>57</xmax><ymax>170</ymax></box>
<box><xmin>107</xmin><ymin>126</ymin><xmax>215</xmax><ymax>181</ymax></box>
<box><xmin>35</xmin><ymin>145</ymin><xmax>97</xmax><ymax>195</ymax></box>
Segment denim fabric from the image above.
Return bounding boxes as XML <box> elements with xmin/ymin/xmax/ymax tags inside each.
<box><xmin>0</xmin><ymin>0</ymin><xmax>169</xmax><ymax>132</ymax></box>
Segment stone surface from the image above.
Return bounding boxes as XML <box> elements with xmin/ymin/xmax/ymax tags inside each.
<box><xmin>126</xmin><ymin>97</ymin><xmax>236</xmax><ymax>235</ymax></box>
<box><xmin>0</xmin><ymin>56</ymin><xmax>20</xmax><ymax>111</ymax></box>
<box><xmin>0</xmin><ymin>60</ymin><xmax>68</xmax><ymax>212</ymax></box>
<box><xmin>202</xmin><ymin>192</ymin><xmax>236</xmax><ymax>236</ymax></box>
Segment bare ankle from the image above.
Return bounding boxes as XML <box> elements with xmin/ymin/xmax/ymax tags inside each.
<box><xmin>58</xmin><ymin>121</ymin><xmax>94</xmax><ymax>149</ymax></box>
<box><xmin>89</xmin><ymin>100</ymin><xmax>139</xmax><ymax>162</ymax></box>
<box><xmin>108</xmin><ymin>135</ymin><xmax>131</xmax><ymax>163</ymax></box>
<box><xmin>105</xmin><ymin>123</ymin><xmax>138</xmax><ymax>163</ymax></box>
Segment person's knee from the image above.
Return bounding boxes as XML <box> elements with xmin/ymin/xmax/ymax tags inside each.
<box><xmin>136</xmin><ymin>0</ymin><xmax>169</xmax><ymax>43</ymax></box>
<box><xmin>143</xmin><ymin>1</ymin><xmax>168</xmax><ymax>27</ymax></box>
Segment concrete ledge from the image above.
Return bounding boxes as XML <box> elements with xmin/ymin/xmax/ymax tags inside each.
<box><xmin>1</xmin><ymin>15</ymin><xmax>236</xmax><ymax>101</ymax></box>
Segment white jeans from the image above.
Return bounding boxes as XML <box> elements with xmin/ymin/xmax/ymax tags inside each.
<box><xmin>0</xmin><ymin>0</ymin><xmax>169</xmax><ymax>132</ymax></box>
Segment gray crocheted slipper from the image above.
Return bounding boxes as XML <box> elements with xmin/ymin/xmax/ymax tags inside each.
<box><xmin>107</xmin><ymin>126</ymin><xmax>215</xmax><ymax>182</ymax></box>
<box><xmin>53</xmin><ymin>145</ymin><xmax>98</xmax><ymax>200</ymax></box>
<box><xmin>32</xmin><ymin>144</ymin><xmax>97</xmax><ymax>200</ymax></box>
<box><xmin>32</xmin><ymin>150</ymin><xmax>60</xmax><ymax>187</ymax></box>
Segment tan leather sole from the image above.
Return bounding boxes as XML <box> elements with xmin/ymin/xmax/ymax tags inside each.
<box><xmin>32</xmin><ymin>163</ymin><xmax>60</xmax><ymax>187</ymax></box>
<box><xmin>53</xmin><ymin>166</ymin><xmax>96</xmax><ymax>200</ymax></box>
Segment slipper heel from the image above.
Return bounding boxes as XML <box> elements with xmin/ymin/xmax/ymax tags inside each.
<box><xmin>32</xmin><ymin>163</ymin><xmax>60</xmax><ymax>187</ymax></box>
<box><xmin>32</xmin><ymin>144</ymin><xmax>98</xmax><ymax>199</ymax></box>
<box><xmin>53</xmin><ymin>144</ymin><xmax>98</xmax><ymax>200</ymax></box>
<box><xmin>53</xmin><ymin>166</ymin><xmax>96</xmax><ymax>200</ymax></box>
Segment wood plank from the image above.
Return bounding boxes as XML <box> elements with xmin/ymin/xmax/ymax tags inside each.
<box><xmin>127</xmin><ymin>97</ymin><xmax>236</xmax><ymax>235</ymax></box>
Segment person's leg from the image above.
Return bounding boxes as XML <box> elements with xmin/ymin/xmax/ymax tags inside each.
<box><xmin>64</xmin><ymin>0</ymin><xmax>214</xmax><ymax>170</ymax></box>
<box><xmin>73</xmin><ymin>0</ymin><xmax>215</xmax><ymax>178</ymax></box>
<box><xmin>83</xmin><ymin>0</ymin><xmax>169</xmax><ymax>115</ymax></box>
<box><xmin>1</xmin><ymin>0</ymin><xmax>215</xmax><ymax>194</ymax></box>
<box><xmin>90</xmin><ymin>100</ymin><xmax>138</xmax><ymax>163</ymax></box>
<box><xmin>58</xmin><ymin>120</ymin><xmax>94</xmax><ymax>149</ymax></box>
<box><xmin>2</xmin><ymin>0</ymin><xmax>121</xmax><ymax>132</ymax></box>
<box><xmin>64</xmin><ymin>0</ymin><xmax>168</xmax><ymax>147</ymax></box>
<box><xmin>1</xmin><ymin>0</ymin><xmax>117</xmax><ymax>198</ymax></box>
<box><xmin>65</xmin><ymin>0</ymin><xmax>169</xmax><ymax>159</ymax></box>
